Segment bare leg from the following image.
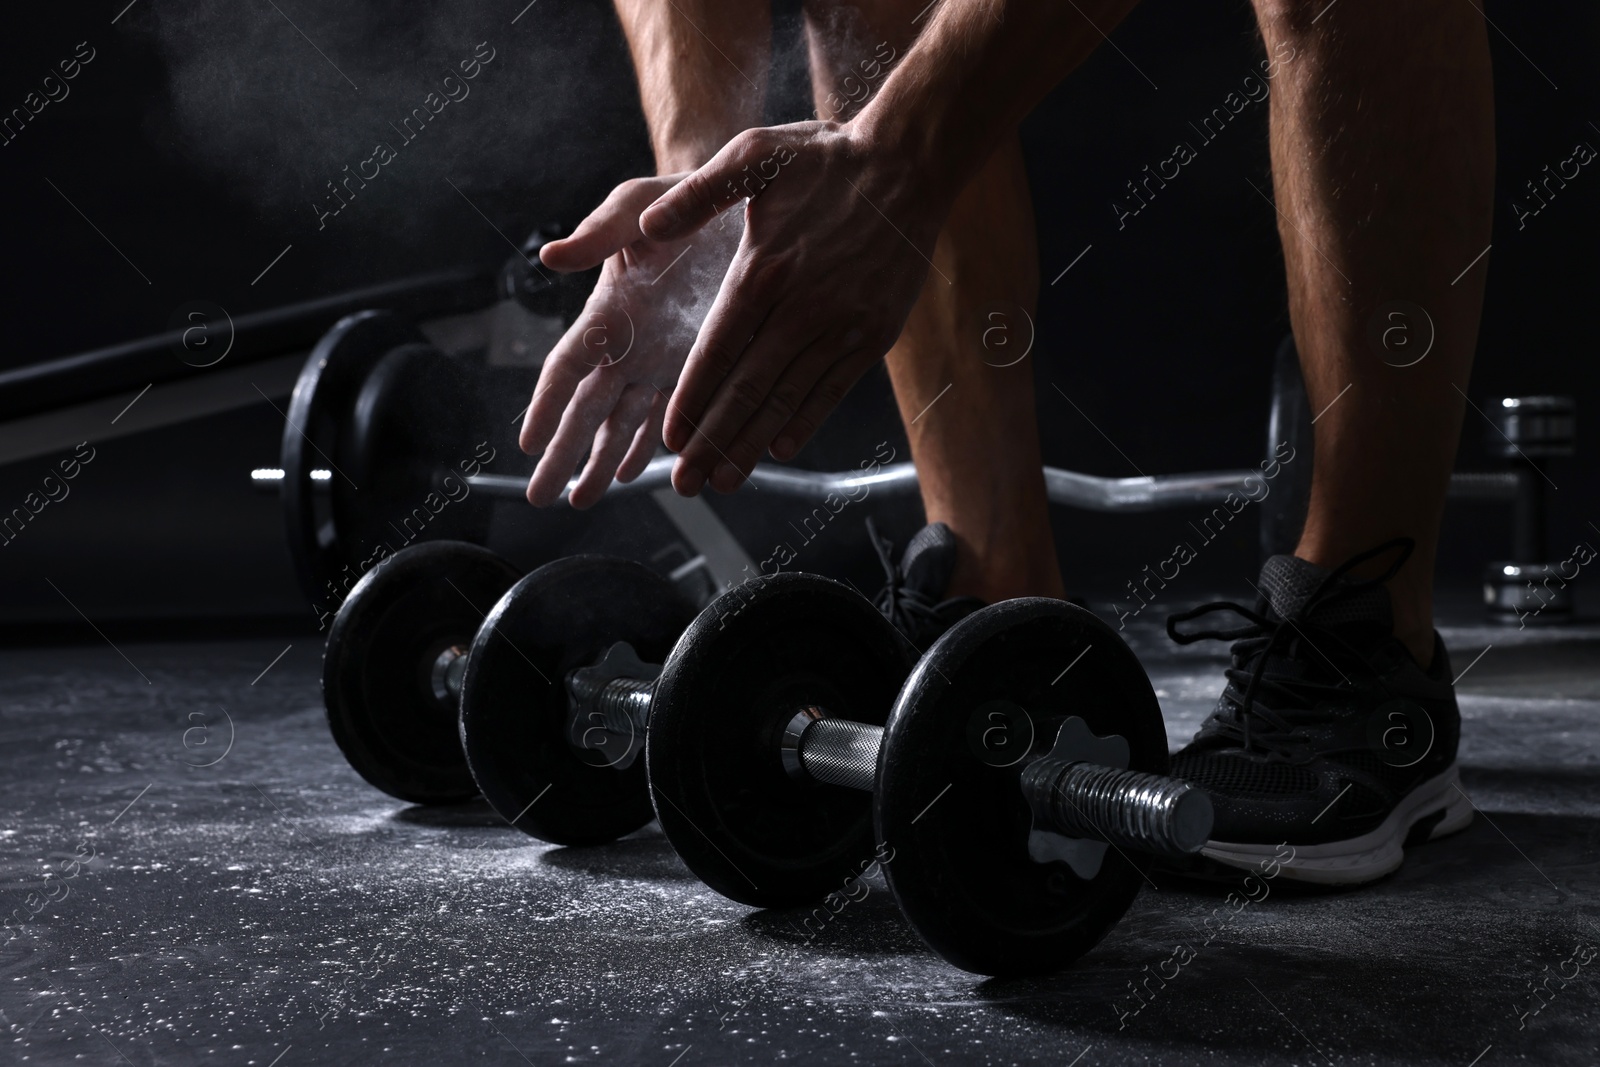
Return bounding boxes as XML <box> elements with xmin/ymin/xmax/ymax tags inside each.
<box><xmin>613</xmin><ymin>0</ymin><xmax>771</xmax><ymax>172</ymax></box>
<box><xmin>804</xmin><ymin>2</ymin><xmax>1064</xmax><ymax>602</ymax></box>
<box><xmin>1253</xmin><ymin>0</ymin><xmax>1494</xmax><ymax>664</ymax></box>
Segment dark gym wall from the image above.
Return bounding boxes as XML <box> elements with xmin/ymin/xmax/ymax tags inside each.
<box><xmin>0</xmin><ymin>0</ymin><xmax>1595</xmax><ymax>629</ymax></box>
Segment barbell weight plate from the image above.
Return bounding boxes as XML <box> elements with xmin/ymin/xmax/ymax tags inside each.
<box><xmin>1258</xmin><ymin>332</ymin><xmax>1313</xmax><ymax>563</ymax></box>
<box><xmin>282</xmin><ymin>310</ymin><xmax>430</xmax><ymax>609</ymax></box>
<box><xmin>458</xmin><ymin>555</ymin><xmax>696</xmax><ymax>846</ymax></box>
<box><xmin>323</xmin><ymin>540</ymin><xmax>522</xmax><ymax>804</ymax></box>
<box><xmin>330</xmin><ymin>340</ymin><xmax>494</xmax><ymax>571</ymax></box>
<box><xmin>647</xmin><ymin>573</ymin><xmax>914</xmax><ymax>909</ymax></box>
<box><xmin>876</xmin><ymin>597</ymin><xmax>1169</xmax><ymax>977</ymax></box>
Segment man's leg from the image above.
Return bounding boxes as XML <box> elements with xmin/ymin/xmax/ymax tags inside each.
<box><xmin>613</xmin><ymin>0</ymin><xmax>771</xmax><ymax>173</ymax></box>
<box><xmin>1253</xmin><ymin>0</ymin><xmax>1495</xmax><ymax>665</ymax></box>
<box><xmin>1163</xmin><ymin>0</ymin><xmax>1492</xmax><ymax>882</ymax></box>
<box><xmin>804</xmin><ymin>2</ymin><xmax>1064</xmax><ymax>603</ymax></box>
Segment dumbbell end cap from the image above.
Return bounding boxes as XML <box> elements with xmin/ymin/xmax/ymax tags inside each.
<box><xmin>1170</xmin><ymin>787</ymin><xmax>1215</xmax><ymax>854</ymax></box>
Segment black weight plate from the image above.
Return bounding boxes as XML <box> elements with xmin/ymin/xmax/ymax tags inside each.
<box><xmin>282</xmin><ymin>310</ymin><xmax>429</xmax><ymax>611</ymax></box>
<box><xmin>1259</xmin><ymin>333</ymin><xmax>1313</xmax><ymax>562</ymax></box>
<box><xmin>332</xmin><ymin>341</ymin><xmax>494</xmax><ymax>571</ymax></box>
<box><xmin>323</xmin><ymin>540</ymin><xmax>521</xmax><ymax>804</ymax></box>
<box><xmin>876</xmin><ymin>598</ymin><xmax>1169</xmax><ymax>977</ymax></box>
<box><xmin>647</xmin><ymin>573</ymin><xmax>913</xmax><ymax>909</ymax></box>
<box><xmin>458</xmin><ymin>555</ymin><xmax>696</xmax><ymax>846</ymax></box>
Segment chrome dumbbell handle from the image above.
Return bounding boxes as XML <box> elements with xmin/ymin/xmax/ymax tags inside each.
<box><xmin>787</xmin><ymin>713</ymin><xmax>1211</xmax><ymax>859</ymax></box>
<box><xmin>566</xmin><ymin>644</ymin><xmax>661</xmax><ymax>752</ymax></box>
<box><xmin>582</xmin><ymin>676</ymin><xmax>653</xmax><ymax>736</ymax></box>
<box><xmin>430</xmin><ymin>645</ymin><xmax>469</xmax><ymax>708</ymax></box>
<box><xmin>1019</xmin><ymin>758</ymin><xmax>1212</xmax><ymax>857</ymax></box>
<box><xmin>781</xmin><ymin>711</ymin><xmax>879</xmax><ymax>791</ymax></box>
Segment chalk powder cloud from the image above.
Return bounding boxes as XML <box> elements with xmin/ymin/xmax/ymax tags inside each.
<box><xmin>311</xmin><ymin>41</ymin><xmax>499</xmax><ymax>231</ymax></box>
<box><xmin>132</xmin><ymin>1</ymin><xmax>646</xmax><ymax>241</ymax></box>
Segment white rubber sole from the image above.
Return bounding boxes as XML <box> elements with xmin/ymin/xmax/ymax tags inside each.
<box><xmin>1199</xmin><ymin>762</ymin><xmax>1475</xmax><ymax>886</ymax></box>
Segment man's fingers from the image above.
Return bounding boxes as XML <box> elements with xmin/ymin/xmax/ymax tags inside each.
<box><xmin>676</xmin><ymin>315</ymin><xmax>825</xmax><ymax>493</ymax></box>
<box><xmin>615</xmin><ymin>394</ymin><xmax>665</xmax><ymax>484</ymax></box>
<box><xmin>771</xmin><ymin>355</ymin><xmax>876</xmax><ymax>462</ymax></box>
<box><xmin>640</xmin><ymin>131</ymin><xmax>767</xmax><ymax>242</ymax></box>
<box><xmin>661</xmin><ymin>255</ymin><xmax>778</xmax><ymax>456</ymax></box>
<box><xmin>520</xmin><ymin>290</ymin><xmax>645</xmax><ymax>456</ymax></box>
<box><xmin>542</xmin><ymin>174</ymin><xmax>683</xmax><ymax>272</ymax></box>
<box><xmin>568</xmin><ymin>385</ymin><xmax>655</xmax><ymax>509</ymax></box>
<box><xmin>519</xmin><ymin>348</ymin><xmax>592</xmax><ymax>457</ymax></box>
<box><xmin>525</xmin><ymin>371</ymin><xmax>628</xmax><ymax>507</ymax></box>
<box><xmin>707</xmin><ymin>336</ymin><xmax>848</xmax><ymax>490</ymax></box>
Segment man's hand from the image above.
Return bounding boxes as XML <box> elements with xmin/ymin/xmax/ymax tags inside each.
<box><xmin>640</xmin><ymin>121</ymin><xmax>949</xmax><ymax>496</ymax></box>
<box><xmin>518</xmin><ymin>174</ymin><xmax>742</xmax><ymax>508</ymax></box>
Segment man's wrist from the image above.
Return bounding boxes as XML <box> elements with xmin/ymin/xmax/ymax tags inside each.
<box><xmin>844</xmin><ymin>105</ymin><xmax>964</xmax><ymax>222</ymax></box>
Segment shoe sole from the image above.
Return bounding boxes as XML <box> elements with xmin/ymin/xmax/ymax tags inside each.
<box><xmin>1198</xmin><ymin>762</ymin><xmax>1475</xmax><ymax>886</ymax></box>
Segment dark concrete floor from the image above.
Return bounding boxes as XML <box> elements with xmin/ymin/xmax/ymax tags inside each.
<box><xmin>2</xmin><ymin>596</ymin><xmax>1597</xmax><ymax>1066</ymax></box>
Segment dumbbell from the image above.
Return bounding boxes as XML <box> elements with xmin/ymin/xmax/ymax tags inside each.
<box><xmin>1481</xmin><ymin>396</ymin><xmax>1577</xmax><ymax>623</ymax></box>
<box><xmin>323</xmin><ymin>540</ymin><xmax>695</xmax><ymax>845</ymax></box>
<box><xmin>459</xmin><ymin>568</ymin><xmax>1210</xmax><ymax>976</ymax></box>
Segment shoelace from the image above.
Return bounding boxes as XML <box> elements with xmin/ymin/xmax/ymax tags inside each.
<box><xmin>866</xmin><ymin>517</ymin><xmax>945</xmax><ymax>642</ymax></box>
<box><xmin>1165</xmin><ymin>538</ymin><xmax>1415</xmax><ymax>759</ymax></box>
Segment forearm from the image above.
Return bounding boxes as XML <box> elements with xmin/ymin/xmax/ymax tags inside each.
<box><xmin>851</xmin><ymin>0</ymin><xmax>1143</xmax><ymax>209</ymax></box>
<box><xmin>613</xmin><ymin>0</ymin><xmax>772</xmax><ymax>172</ymax></box>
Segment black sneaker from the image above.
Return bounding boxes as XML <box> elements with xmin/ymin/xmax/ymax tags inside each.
<box><xmin>1165</xmin><ymin>539</ymin><xmax>1473</xmax><ymax>885</ymax></box>
<box><xmin>867</xmin><ymin>519</ymin><xmax>986</xmax><ymax>651</ymax></box>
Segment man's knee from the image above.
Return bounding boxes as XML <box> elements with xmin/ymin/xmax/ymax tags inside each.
<box><xmin>1248</xmin><ymin>0</ymin><xmax>1364</xmax><ymax>36</ymax></box>
<box><xmin>804</xmin><ymin>0</ymin><xmax>929</xmax><ymax>33</ymax></box>
<box><xmin>803</xmin><ymin>0</ymin><xmax>922</xmax><ymax>120</ymax></box>
<box><xmin>1248</xmin><ymin>0</ymin><xmax>1321</xmax><ymax>36</ymax></box>
<box><xmin>1251</xmin><ymin>0</ymin><xmax>1474</xmax><ymax>40</ymax></box>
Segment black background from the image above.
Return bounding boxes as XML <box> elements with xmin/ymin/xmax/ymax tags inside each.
<box><xmin>0</xmin><ymin>0</ymin><xmax>1594</xmax><ymax>632</ymax></box>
